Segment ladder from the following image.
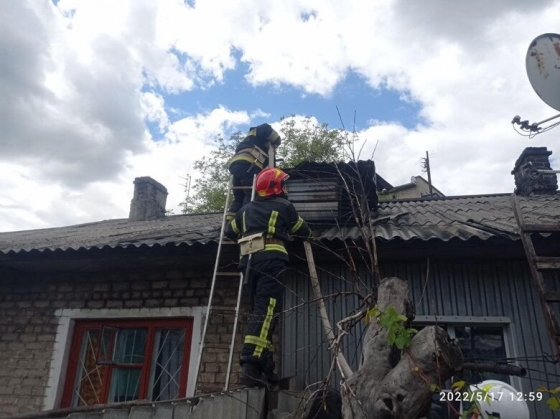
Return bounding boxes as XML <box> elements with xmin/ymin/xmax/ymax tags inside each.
<box><xmin>193</xmin><ymin>141</ymin><xmax>276</xmax><ymax>393</ymax></box>
<box><xmin>193</xmin><ymin>177</ymin><xmax>256</xmax><ymax>393</ymax></box>
<box><xmin>511</xmin><ymin>194</ymin><xmax>560</xmax><ymax>362</ymax></box>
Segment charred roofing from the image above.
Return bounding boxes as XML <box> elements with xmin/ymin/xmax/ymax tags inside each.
<box><xmin>1</xmin><ymin>193</ymin><xmax>558</xmax><ymax>256</ymax></box>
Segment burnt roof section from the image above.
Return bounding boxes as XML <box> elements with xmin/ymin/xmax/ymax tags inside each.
<box><xmin>1</xmin><ymin>193</ymin><xmax>559</xmax><ymax>256</ymax></box>
<box><xmin>286</xmin><ymin>160</ymin><xmax>388</xmax><ymax>191</ymax></box>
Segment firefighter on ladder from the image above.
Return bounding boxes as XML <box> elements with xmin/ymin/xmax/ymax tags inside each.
<box><xmin>226</xmin><ymin>123</ymin><xmax>282</xmax><ymax>221</ymax></box>
<box><xmin>225</xmin><ymin>167</ymin><xmax>311</xmax><ymax>387</ymax></box>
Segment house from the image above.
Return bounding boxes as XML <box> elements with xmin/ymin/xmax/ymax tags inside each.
<box><xmin>378</xmin><ymin>175</ymin><xmax>445</xmax><ymax>201</ymax></box>
<box><xmin>0</xmin><ymin>147</ymin><xmax>559</xmax><ymax>418</ymax></box>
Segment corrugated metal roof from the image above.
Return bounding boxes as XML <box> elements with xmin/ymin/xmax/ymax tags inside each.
<box><xmin>0</xmin><ymin>213</ymin><xmax>224</xmax><ymax>255</ymax></box>
<box><xmin>1</xmin><ymin>194</ymin><xmax>559</xmax><ymax>255</ymax></box>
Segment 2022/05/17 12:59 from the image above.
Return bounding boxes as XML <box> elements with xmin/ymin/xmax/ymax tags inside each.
<box><xmin>439</xmin><ymin>391</ymin><xmax>543</xmax><ymax>402</ymax></box>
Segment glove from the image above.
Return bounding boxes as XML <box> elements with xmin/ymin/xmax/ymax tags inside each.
<box><xmin>256</xmin><ymin>123</ymin><xmax>273</xmax><ymax>139</ymax></box>
<box><xmin>310</xmin><ymin>230</ymin><xmax>322</xmax><ymax>239</ymax></box>
<box><xmin>272</xmin><ymin>134</ymin><xmax>281</xmax><ymax>148</ymax></box>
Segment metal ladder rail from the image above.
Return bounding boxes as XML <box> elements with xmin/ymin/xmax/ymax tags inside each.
<box><xmin>511</xmin><ymin>194</ymin><xmax>560</xmax><ymax>362</ymax></box>
<box><xmin>195</xmin><ymin>144</ymin><xmax>275</xmax><ymax>392</ymax></box>
<box><xmin>193</xmin><ymin>176</ymin><xmax>256</xmax><ymax>393</ymax></box>
<box><xmin>193</xmin><ymin>178</ymin><xmax>234</xmax><ymax>393</ymax></box>
<box><xmin>225</xmin><ymin>176</ymin><xmax>257</xmax><ymax>390</ymax></box>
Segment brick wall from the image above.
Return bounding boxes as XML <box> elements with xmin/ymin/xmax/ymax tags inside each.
<box><xmin>0</xmin><ymin>266</ymin><xmax>250</xmax><ymax>417</ymax></box>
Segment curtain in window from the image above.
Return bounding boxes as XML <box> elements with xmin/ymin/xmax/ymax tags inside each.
<box><xmin>150</xmin><ymin>328</ymin><xmax>185</xmax><ymax>401</ymax></box>
<box><xmin>73</xmin><ymin>330</ymin><xmax>108</xmax><ymax>406</ymax></box>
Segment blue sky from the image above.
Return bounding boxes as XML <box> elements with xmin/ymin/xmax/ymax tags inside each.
<box><xmin>159</xmin><ymin>64</ymin><xmax>422</xmax><ymax>140</ymax></box>
<box><xmin>1</xmin><ymin>0</ymin><xmax>559</xmax><ymax>231</ymax></box>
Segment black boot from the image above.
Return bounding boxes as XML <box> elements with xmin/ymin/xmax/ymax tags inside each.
<box><xmin>262</xmin><ymin>352</ymin><xmax>279</xmax><ymax>388</ymax></box>
<box><xmin>239</xmin><ymin>363</ymin><xmax>265</xmax><ymax>388</ymax></box>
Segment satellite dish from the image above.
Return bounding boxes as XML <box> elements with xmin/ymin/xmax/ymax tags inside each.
<box><xmin>526</xmin><ymin>33</ymin><xmax>560</xmax><ymax>111</ymax></box>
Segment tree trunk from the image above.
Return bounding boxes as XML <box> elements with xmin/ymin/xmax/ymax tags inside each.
<box><xmin>341</xmin><ymin>277</ymin><xmax>463</xmax><ymax>419</ymax></box>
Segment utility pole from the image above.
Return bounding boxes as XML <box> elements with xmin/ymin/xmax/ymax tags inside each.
<box><xmin>422</xmin><ymin>151</ymin><xmax>433</xmax><ymax>195</ymax></box>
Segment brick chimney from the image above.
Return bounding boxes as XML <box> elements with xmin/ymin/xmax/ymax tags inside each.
<box><xmin>511</xmin><ymin>147</ymin><xmax>558</xmax><ymax>196</ymax></box>
<box><xmin>129</xmin><ymin>177</ymin><xmax>168</xmax><ymax>221</ymax></box>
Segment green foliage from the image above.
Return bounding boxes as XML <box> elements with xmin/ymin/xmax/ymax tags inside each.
<box><xmin>180</xmin><ymin>132</ymin><xmax>242</xmax><ymax>214</ymax></box>
<box><xmin>538</xmin><ymin>385</ymin><xmax>560</xmax><ymax>411</ymax></box>
<box><xmin>277</xmin><ymin>116</ymin><xmax>350</xmax><ymax>168</ymax></box>
<box><xmin>367</xmin><ymin>306</ymin><xmax>417</xmax><ymax>350</ymax></box>
<box><xmin>451</xmin><ymin>381</ymin><xmax>491</xmax><ymax>419</ymax></box>
<box><xmin>182</xmin><ymin>117</ymin><xmax>354</xmax><ymax>213</ymax></box>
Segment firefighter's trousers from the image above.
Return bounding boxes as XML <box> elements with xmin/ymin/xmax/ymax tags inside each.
<box><xmin>228</xmin><ymin>161</ymin><xmax>261</xmax><ymax>214</ymax></box>
<box><xmin>240</xmin><ymin>258</ymin><xmax>286</xmax><ymax>373</ymax></box>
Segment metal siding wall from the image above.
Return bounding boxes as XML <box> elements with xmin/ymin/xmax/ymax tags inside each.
<box><xmin>282</xmin><ymin>260</ymin><xmax>560</xmax><ymax>418</ymax></box>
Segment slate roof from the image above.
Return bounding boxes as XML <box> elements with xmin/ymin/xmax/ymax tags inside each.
<box><xmin>0</xmin><ymin>194</ymin><xmax>559</xmax><ymax>255</ymax></box>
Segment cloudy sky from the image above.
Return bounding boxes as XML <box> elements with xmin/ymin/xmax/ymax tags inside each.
<box><xmin>1</xmin><ymin>0</ymin><xmax>559</xmax><ymax>232</ymax></box>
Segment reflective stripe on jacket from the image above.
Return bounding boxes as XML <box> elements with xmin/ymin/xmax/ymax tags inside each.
<box><xmin>225</xmin><ymin>195</ymin><xmax>311</xmax><ymax>266</ymax></box>
<box><xmin>228</xmin><ymin>125</ymin><xmax>280</xmax><ymax>169</ymax></box>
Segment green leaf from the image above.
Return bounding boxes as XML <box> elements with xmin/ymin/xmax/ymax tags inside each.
<box><xmin>367</xmin><ymin>307</ymin><xmax>380</xmax><ymax>319</ymax></box>
<box><xmin>387</xmin><ymin>329</ymin><xmax>397</xmax><ymax>344</ymax></box>
<box><xmin>429</xmin><ymin>383</ymin><xmax>439</xmax><ymax>392</ymax></box>
<box><xmin>394</xmin><ymin>334</ymin><xmax>409</xmax><ymax>349</ymax></box>
<box><xmin>547</xmin><ymin>396</ymin><xmax>560</xmax><ymax>411</ymax></box>
<box><xmin>386</xmin><ymin>307</ymin><xmax>398</xmax><ymax>317</ymax></box>
<box><xmin>452</xmin><ymin>381</ymin><xmax>466</xmax><ymax>390</ymax></box>
<box><xmin>482</xmin><ymin>384</ymin><xmax>493</xmax><ymax>394</ymax></box>
<box><xmin>380</xmin><ymin>315</ymin><xmax>393</xmax><ymax>329</ymax></box>
<box><xmin>549</xmin><ymin>386</ymin><xmax>560</xmax><ymax>395</ymax></box>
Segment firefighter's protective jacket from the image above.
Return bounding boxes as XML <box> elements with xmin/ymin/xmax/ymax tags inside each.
<box><xmin>228</xmin><ymin>124</ymin><xmax>281</xmax><ymax>169</ymax></box>
<box><xmin>225</xmin><ymin>195</ymin><xmax>310</xmax><ymax>267</ymax></box>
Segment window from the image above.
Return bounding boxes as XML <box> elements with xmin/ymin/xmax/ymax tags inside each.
<box><xmin>453</xmin><ymin>326</ymin><xmax>509</xmax><ymax>384</ymax></box>
<box><xmin>413</xmin><ymin>322</ymin><xmax>511</xmax><ymax>384</ymax></box>
<box><xmin>61</xmin><ymin>318</ymin><xmax>193</xmax><ymax>408</ymax></box>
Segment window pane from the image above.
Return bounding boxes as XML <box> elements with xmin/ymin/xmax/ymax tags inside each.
<box><xmin>113</xmin><ymin>328</ymin><xmax>147</xmax><ymax>364</ymax></box>
<box><xmin>149</xmin><ymin>328</ymin><xmax>186</xmax><ymax>401</ymax></box>
<box><xmin>108</xmin><ymin>368</ymin><xmax>142</xmax><ymax>403</ymax></box>
<box><xmin>454</xmin><ymin>326</ymin><xmax>509</xmax><ymax>383</ymax></box>
<box><xmin>72</xmin><ymin>330</ymin><xmax>108</xmax><ymax>407</ymax></box>
<box><xmin>98</xmin><ymin>327</ymin><xmax>118</xmax><ymax>364</ymax></box>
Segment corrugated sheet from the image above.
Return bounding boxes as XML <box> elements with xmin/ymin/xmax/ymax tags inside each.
<box><xmin>1</xmin><ymin>194</ymin><xmax>558</xmax><ymax>255</ymax></box>
<box><xmin>365</xmin><ymin>194</ymin><xmax>559</xmax><ymax>242</ymax></box>
<box><xmin>0</xmin><ymin>213</ymin><xmax>223</xmax><ymax>255</ymax></box>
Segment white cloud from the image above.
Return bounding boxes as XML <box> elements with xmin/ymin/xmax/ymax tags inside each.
<box><xmin>141</xmin><ymin>91</ymin><xmax>170</xmax><ymax>132</ymax></box>
<box><xmin>0</xmin><ymin>106</ymin><xmax>255</xmax><ymax>231</ymax></box>
<box><xmin>2</xmin><ymin>0</ymin><xmax>560</xmax><ymax>232</ymax></box>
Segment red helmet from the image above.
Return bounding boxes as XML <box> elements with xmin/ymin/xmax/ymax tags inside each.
<box><xmin>256</xmin><ymin>168</ymin><xmax>289</xmax><ymax>197</ymax></box>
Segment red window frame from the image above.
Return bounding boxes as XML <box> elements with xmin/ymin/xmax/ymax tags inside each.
<box><xmin>61</xmin><ymin>317</ymin><xmax>193</xmax><ymax>408</ymax></box>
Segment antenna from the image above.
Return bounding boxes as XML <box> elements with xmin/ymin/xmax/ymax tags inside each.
<box><xmin>179</xmin><ymin>173</ymin><xmax>192</xmax><ymax>214</ymax></box>
<box><xmin>526</xmin><ymin>33</ymin><xmax>560</xmax><ymax>111</ymax></box>
<box><xmin>512</xmin><ymin>33</ymin><xmax>560</xmax><ymax>137</ymax></box>
<box><xmin>421</xmin><ymin>151</ymin><xmax>433</xmax><ymax>195</ymax></box>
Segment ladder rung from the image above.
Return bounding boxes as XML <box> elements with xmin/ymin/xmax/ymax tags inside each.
<box><xmin>208</xmin><ymin>308</ymin><xmax>237</xmax><ymax>315</ymax></box>
<box><xmin>538</xmin><ymin>263</ymin><xmax>560</xmax><ymax>270</ymax></box>
<box><xmin>210</xmin><ymin>306</ymin><xmax>238</xmax><ymax>311</ymax></box>
<box><xmin>523</xmin><ymin>224</ymin><xmax>560</xmax><ymax>233</ymax></box>
<box><xmin>535</xmin><ymin>257</ymin><xmax>560</xmax><ymax>270</ymax></box>
<box><xmin>203</xmin><ymin>343</ymin><xmax>232</xmax><ymax>350</ymax></box>
<box><xmin>216</xmin><ymin>272</ymin><xmax>241</xmax><ymax>276</ymax></box>
<box><xmin>544</xmin><ymin>291</ymin><xmax>560</xmax><ymax>302</ymax></box>
<box><xmin>231</xmin><ymin>186</ymin><xmax>254</xmax><ymax>190</ymax></box>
